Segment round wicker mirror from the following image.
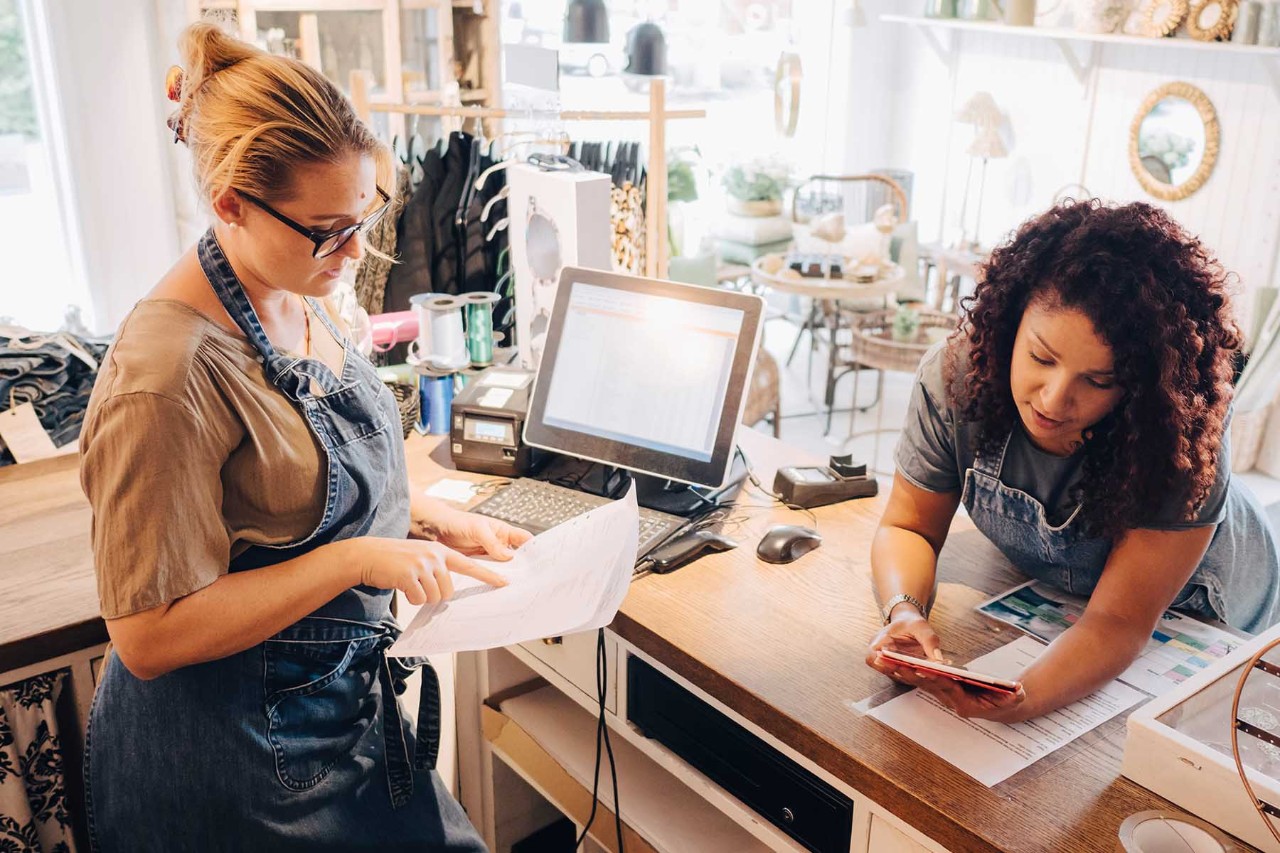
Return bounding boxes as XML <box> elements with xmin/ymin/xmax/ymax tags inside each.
<box><xmin>1129</xmin><ymin>82</ymin><xmax>1219</xmax><ymax>202</ymax></box>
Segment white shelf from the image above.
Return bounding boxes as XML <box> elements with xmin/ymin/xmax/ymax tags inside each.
<box><xmin>492</xmin><ymin>686</ymin><xmax>776</xmax><ymax>853</ymax></box>
<box><xmin>881</xmin><ymin>13</ymin><xmax>1280</xmax><ymax>92</ymax></box>
<box><xmin>882</xmin><ymin>13</ymin><xmax>1280</xmax><ymax>55</ymax></box>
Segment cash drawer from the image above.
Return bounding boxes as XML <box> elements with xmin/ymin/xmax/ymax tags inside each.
<box><xmin>627</xmin><ymin>655</ymin><xmax>853</xmax><ymax>853</ymax></box>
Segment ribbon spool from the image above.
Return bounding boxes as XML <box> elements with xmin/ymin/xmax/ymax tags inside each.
<box><xmin>1115</xmin><ymin>811</ymin><xmax>1237</xmax><ymax>852</ymax></box>
<box><xmin>463</xmin><ymin>292</ymin><xmax>500</xmax><ymax>367</ymax></box>
<box><xmin>417</xmin><ymin>372</ymin><xmax>455</xmax><ymax>435</ymax></box>
<box><xmin>409</xmin><ymin>293</ymin><xmax>469</xmax><ymax>371</ymax></box>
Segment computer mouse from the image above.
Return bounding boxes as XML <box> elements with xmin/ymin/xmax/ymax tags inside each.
<box><xmin>756</xmin><ymin>524</ymin><xmax>822</xmax><ymax>564</ymax></box>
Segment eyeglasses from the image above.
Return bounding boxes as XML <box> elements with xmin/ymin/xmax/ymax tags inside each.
<box><xmin>238</xmin><ymin>186</ymin><xmax>392</xmax><ymax>259</ymax></box>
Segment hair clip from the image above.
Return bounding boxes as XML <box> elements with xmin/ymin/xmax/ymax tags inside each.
<box><xmin>166</xmin><ymin>113</ymin><xmax>185</xmax><ymax>145</ymax></box>
<box><xmin>165</xmin><ymin>65</ymin><xmax>184</xmax><ymax>103</ymax></box>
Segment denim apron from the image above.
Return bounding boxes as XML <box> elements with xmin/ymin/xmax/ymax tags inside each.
<box><xmin>962</xmin><ymin>431</ymin><xmax>1280</xmax><ymax>634</ymax></box>
<box><xmin>85</xmin><ymin>230</ymin><xmax>486</xmax><ymax>852</ymax></box>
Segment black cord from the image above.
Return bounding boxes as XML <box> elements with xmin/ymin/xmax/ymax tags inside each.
<box><xmin>575</xmin><ymin>628</ymin><xmax>624</xmax><ymax>852</ymax></box>
<box><xmin>575</xmin><ymin>694</ymin><xmax>605</xmax><ymax>848</ymax></box>
<box><xmin>744</xmin><ymin>465</ymin><xmax>819</xmax><ymax>529</ymax></box>
<box><xmin>598</xmin><ymin>628</ymin><xmax>624</xmax><ymax>852</ymax></box>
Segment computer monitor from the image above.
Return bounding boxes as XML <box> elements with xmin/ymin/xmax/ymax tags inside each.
<box><xmin>523</xmin><ymin>266</ymin><xmax>765</xmax><ymax>489</ymax></box>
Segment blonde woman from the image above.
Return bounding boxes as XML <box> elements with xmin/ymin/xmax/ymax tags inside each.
<box><xmin>79</xmin><ymin>23</ymin><xmax>529</xmax><ymax>850</ymax></box>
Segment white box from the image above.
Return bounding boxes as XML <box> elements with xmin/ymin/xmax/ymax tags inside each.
<box><xmin>1123</xmin><ymin>621</ymin><xmax>1280</xmax><ymax>852</ymax></box>
<box><xmin>505</xmin><ymin>163</ymin><xmax>611</xmax><ymax>369</ymax></box>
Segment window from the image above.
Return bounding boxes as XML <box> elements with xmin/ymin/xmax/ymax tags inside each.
<box><xmin>0</xmin><ymin>0</ymin><xmax>88</xmax><ymax>333</ymax></box>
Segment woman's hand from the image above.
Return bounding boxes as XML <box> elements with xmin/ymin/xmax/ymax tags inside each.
<box><xmin>867</xmin><ymin>608</ymin><xmax>1028</xmax><ymax>722</ymax></box>
<box><xmin>410</xmin><ymin>494</ymin><xmax>533</xmax><ymax>560</ymax></box>
<box><xmin>907</xmin><ymin>676</ymin><xmax>1028</xmax><ymax>723</ymax></box>
<box><xmin>866</xmin><ymin>606</ymin><xmax>944</xmax><ymax>668</ymax></box>
<box><xmin>348</xmin><ymin>537</ymin><xmax>509</xmax><ymax>606</ymax></box>
<box><xmin>428</xmin><ymin>509</ymin><xmax>533</xmax><ymax>560</ymax></box>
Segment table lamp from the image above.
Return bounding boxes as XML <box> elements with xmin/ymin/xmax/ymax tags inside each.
<box><xmin>967</xmin><ymin>124</ymin><xmax>1008</xmax><ymax>253</ymax></box>
<box><xmin>954</xmin><ymin>91</ymin><xmax>1007</xmax><ymax>251</ymax></box>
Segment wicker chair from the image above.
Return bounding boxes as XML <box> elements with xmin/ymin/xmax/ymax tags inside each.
<box><xmin>742</xmin><ymin>347</ymin><xmax>781</xmax><ymax>437</ymax></box>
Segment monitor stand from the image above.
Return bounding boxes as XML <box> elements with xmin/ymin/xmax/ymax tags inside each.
<box><xmin>536</xmin><ymin>448</ymin><xmax>749</xmax><ymax>518</ymax></box>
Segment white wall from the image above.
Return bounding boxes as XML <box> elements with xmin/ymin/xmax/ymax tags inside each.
<box><xmin>846</xmin><ymin>5</ymin><xmax>1280</xmax><ymax>337</ymax></box>
<box><xmin>41</xmin><ymin>0</ymin><xmax>181</xmax><ymax>333</ymax></box>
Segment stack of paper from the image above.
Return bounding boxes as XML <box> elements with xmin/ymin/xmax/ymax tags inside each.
<box><xmin>389</xmin><ymin>484</ymin><xmax>639</xmax><ymax>657</ymax></box>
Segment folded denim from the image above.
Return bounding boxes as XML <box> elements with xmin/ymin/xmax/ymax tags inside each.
<box><xmin>0</xmin><ymin>330</ymin><xmax>112</xmax><ymax>466</ymax></box>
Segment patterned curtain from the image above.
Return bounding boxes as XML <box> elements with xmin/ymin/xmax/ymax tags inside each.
<box><xmin>0</xmin><ymin>670</ymin><xmax>75</xmax><ymax>853</ymax></box>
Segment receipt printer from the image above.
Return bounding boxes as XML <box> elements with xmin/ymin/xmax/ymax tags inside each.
<box><xmin>450</xmin><ymin>368</ymin><xmax>541</xmax><ymax>477</ymax></box>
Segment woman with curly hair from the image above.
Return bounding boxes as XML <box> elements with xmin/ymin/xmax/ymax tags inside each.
<box><xmin>865</xmin><ymin>200</ymin><xmax>1279</xmax><ymax>722</ymax></box>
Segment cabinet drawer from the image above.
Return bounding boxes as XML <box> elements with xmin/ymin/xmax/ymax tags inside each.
<box><xmin>516</xmin><ymin>631</ymin><xmax>617</xmax><ymax>714</ymax></box>
<box><xmin>628</xmin><ymin>655</ymin><xmax>853</xmax><ymax>853</ymax></box>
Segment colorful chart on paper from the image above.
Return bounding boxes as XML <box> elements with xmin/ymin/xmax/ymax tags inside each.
<box><xmin>976</xmin><ymin>581</ymin><xmax>1242</xmax><ymax>697</ymax></box>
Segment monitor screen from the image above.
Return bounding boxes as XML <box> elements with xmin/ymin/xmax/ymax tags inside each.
<box><xmin>524</xmin><ymin>267</ymin><xmax>764</xmax><ymax>488</ymax></box>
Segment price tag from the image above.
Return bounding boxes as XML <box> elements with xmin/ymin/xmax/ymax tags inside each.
<box><xmin>0</xmin><ymin>402</ymin><xmax>59</xmax><ymax>463</ymax></box>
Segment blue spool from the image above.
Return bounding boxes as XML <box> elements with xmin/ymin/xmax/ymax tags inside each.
<box><xmin>419</xmin><ymin>373</ymin><xmax>454</xmax><ymax>435</ymax></box>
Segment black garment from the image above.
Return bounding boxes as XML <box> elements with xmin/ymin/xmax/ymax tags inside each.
<box><xmin>384</xmin><ymin>132</ymin><xmax>512</xmax><ymax>347</ymax></box>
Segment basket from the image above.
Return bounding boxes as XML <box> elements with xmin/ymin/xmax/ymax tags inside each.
<box><xmin>388</xmin><ymin>381</ymin><xmax>420</xmax><ymax>438</ymax></box>
<box><xmin>847</xmin><ymin>309</ymin><xmax>958</xmax><ymax>373</ymax></box>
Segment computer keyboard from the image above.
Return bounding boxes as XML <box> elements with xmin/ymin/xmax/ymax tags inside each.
<box><xmin>470</xmin><ymin>478</ymin><xmax>687</xmax><ymax>561</ymax></box>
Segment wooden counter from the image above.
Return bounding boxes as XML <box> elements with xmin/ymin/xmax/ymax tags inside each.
<box><xmin>0</xmin><ymin>432</ymin><xmax>1206</xmax><ymax>851</ymax></box>
<box><xmin>0</xmin><ymin>453</ymin><xmax>104</xmax><ymax>674</ymax></box>
<box><xmin>405</xmin><ymin>431</ymin><xmax>1198</xmax><ymax>853</ymax></box>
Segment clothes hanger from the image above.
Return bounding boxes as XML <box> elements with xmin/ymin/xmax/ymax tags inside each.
<box><xmin>486</xmin><ymin>130</ymin><xmax>539</xmax><ymax>159</ymax></box>
<box><xmin>480</xmin><ymin>185</ymin><xmax>510</xmax><ymax>223</ymax></box>
<box><xmin>485</xmin><ymin>218</ymin><xmax>509</xmax><ymax>242</ymax></box>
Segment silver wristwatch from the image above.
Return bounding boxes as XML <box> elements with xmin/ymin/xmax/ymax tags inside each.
<box><xmin>881</xmin><ymin>593</ymin><xmax>927</xmax><ymax>625</ymax></box>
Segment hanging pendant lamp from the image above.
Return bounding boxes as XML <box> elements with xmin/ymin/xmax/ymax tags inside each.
<box><xmin>564</xmin><ymin>0</ymin><xmax>610</xmax><ymax>43</ymax></box>
<box><xmin>624</xmin><ymin>21</ymin><xmax>667</xmax><ymax>76</ymax></box>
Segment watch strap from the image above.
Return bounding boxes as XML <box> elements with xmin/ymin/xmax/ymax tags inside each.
<box><xmin>881</xmin><ymin>593</ymin><xmax>927</xmax><ymax>624</ymax></box>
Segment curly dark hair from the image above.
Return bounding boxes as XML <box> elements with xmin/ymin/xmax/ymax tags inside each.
<box><xmin>949</xmin><ymin>199</ymin><xmax>1240</xmax><ymax>539</ymax></box>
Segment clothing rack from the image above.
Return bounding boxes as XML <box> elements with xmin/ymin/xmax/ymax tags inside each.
<box><xmin>349</xmin><ymin>72</ymin><xmax>704</xmax><ymax>279</ymax></box>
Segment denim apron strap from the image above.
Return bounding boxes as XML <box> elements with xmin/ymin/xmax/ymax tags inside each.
<box><xmin>383</xmin><ymin>650</ymin><xmax>443</xmax><ymax>805</ymax></box>
<box><xmin>972</xmin><ymin>431</ymin><xmax>1012</xmax><ymax>479</ymax></box>
<box><xmin>197</xmin><ymin>229</ymin><xmax>347</xmax><ymax>397</ymax></box>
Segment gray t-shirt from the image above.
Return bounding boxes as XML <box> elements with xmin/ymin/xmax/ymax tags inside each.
<box><xmin>894</xmin><ymin>342</ymin><xmax>1228</xmax><ymax>530</ymax></box>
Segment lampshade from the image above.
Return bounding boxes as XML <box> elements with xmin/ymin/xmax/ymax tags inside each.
<box><xmin>564</xmin><ymin>0</ymin><xmax>609</xmax><ymax>44</ymax></box>
<box><xmin>967</xmin><ymin>126</ymin><xmax>1008</xmax><ymax>159</ymax></box>
<box><xmin>955</xmin><ymin>91</ymin><xmax>1001</xmax><ymax>127</ymax></box>
<box><xmin>625</xmin><ymin>22</ymin><xmax>667</xmax><ymax>76</ymax></box>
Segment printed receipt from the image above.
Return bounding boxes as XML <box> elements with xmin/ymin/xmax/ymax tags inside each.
<box><xmin>866</xmin><ymin>635</ymin><xmax>1143</xmax><ymax>786</ymax></box>
<box><xmin>388</xmin><ymin>484</ymin><xmax>639</xmax><ymax>657</ymax></box>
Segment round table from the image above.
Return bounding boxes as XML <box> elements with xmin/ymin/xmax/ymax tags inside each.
<box><xmin>749</xmin><ymin>256</ymin><xmax>907</xmax><ymax>301</ymax></box>
<box><xmin>749</xmin><ymin>256</ymin><xmax>911</xmax><ymax>434</ymax></box>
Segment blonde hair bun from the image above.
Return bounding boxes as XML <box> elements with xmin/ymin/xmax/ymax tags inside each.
<box><xmin>168</xmin><ymin>21</ymin><xmax>391</xmax><ymax>204</ymax></box>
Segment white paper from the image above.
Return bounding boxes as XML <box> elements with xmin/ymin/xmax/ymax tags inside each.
<box><xmin>478</xmin><ymin>387</ymin><xmax>514</xmax><ymax>408</ymax></box>
<box><xmin>479</xmin><ymin>371</ymin><xmax>530</xmax><ymax>390</ymax></box>
<box><xmin>866</xmin><ymin>636</ymin><xmax>1143</xmax><ymax>786</ymax></box>
<box><xmin>424</xmin><ymin>478</ymin><xmax>479</xmax><ymax>503</ymax></box>
<box><xmin>976</xmin><ymin>580</ymin><xmax>1242</xmax><ymax>696</ymax></box>
<box><xmin>389</xmin><ymin>483</ymin><xmax>639</xmax><ymax>657</ymax></box>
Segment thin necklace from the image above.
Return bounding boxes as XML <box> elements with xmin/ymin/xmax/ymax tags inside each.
<box><xmin>300</xmin><ymin>296</ymin><xmax>312</xmax><ymax>356</ymax></box>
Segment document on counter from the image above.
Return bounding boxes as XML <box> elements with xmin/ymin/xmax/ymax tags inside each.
<box><xmin>976</xmin><ymin>580</ymin><xmax>1242</xmax><ymax>697</ymax></box>
<box><xmin>388</xmin><ymin>483</ymin><xmax>639</xmax><ymax>657</ymax></box>
<box><xmin>866</xmin><ymin>636</ymin><xmax>1143</xmax><ymax>786</ymax></box>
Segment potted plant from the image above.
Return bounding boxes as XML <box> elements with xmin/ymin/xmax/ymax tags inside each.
<box><xmin>891</xmin><ymin>303</ymin><xmax>922</xmax><ymax>343</ymax></box>
<box><xmin>721</xmin><ymin>159</ymin><xmax>788</xmax><ymax>217</ymax></box>
<box><xmin>667</xmin><ymin>147</ymin><xmax>717</xmax><ymax>286</ymax></box>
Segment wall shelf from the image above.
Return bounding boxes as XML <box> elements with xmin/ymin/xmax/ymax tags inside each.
<box><xmin>881</xmin><ymin>13</ymin><xmax>1280</xmax><ymax>96</ymax></box>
